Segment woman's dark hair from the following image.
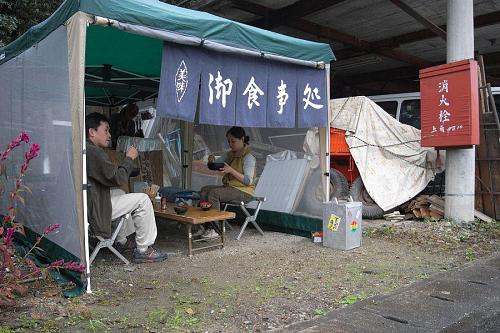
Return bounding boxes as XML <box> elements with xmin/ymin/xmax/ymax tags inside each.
<box><xmin>226</xmin><ymin>126</ymin><xmax>250</xmax><ymax>145</ymax></box>
<box><xmin>85</xmin><ymin>112</ymin><xmax>109</xmax><ymax>138</ymax></box>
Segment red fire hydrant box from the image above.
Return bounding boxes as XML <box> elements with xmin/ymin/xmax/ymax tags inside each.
<box><xmin>419</xmin><ymin>59</ymin><xmax>479</xmax><ymax>148</ymax></box>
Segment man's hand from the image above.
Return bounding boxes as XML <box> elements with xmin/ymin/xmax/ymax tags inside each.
<box><xmin>126</xmin><ymin>146</ymin><xmax>139</xmax><ymax>160</ymax></box>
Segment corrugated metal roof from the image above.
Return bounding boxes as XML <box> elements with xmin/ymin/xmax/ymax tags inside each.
<box><xmin>198</xmin><ymin>0</ymin><xmax>500</xmax><ymax>95</ymax></box>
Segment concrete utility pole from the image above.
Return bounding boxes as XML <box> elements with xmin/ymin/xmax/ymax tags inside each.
<box><xmin>444</xmin><ymin>0</ymin><xmax>475</xmax><ymax>222</ymax></box>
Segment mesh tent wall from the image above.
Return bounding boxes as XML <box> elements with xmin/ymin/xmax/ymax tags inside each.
<box><xmin>0</xmin><ymin>0</ymin><xmax>334</xmax><ymax>293</ymax></box>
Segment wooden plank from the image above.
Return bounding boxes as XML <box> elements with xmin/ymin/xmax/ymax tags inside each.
<box><xmin>474</xmin><ymin>210</ymin><xmax>494</xmax><ymax>223</ymax></box>
<box><xmin>476</xmin><ymin>66</ymin><xmax>496</xmax><ymax>218</ymax></box>
<box><xmin>430</xmin><ymin>210</ymin><xmax>443</xmax><ymax>218</ymax></box>
<box><xmin>429</xmin><ymin>204</ymin><xmax>444</xmax><ymax>214</ymax></box>
<box><xmin>154</xmin><ymin>203</ymin><xmax>235</xmax><ymax>224</ymax></box>
<box><xmin>428</xmin><ymin>195</ymin><xmax>444</xmax><ymax>208</ymax></box>
<box><xmin>420</xmin><ymin>207</ymin><xmax>431</xmax><ymax>218</ymax></box>
<box><xmin>389</xmin><ymin>0</ymin><xmax>446</xmax><ymax>40</ymax></box>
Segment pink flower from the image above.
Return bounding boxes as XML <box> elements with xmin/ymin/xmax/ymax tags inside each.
<box><xmin>2</xmin><ymin>215</ymin><xmax>12</xmax><ymax>224</ymax></box>
<box><xmin>4</xmin><ymin>228</ymin><xmax>15</xmax><ymax>245</ymax></box>
<box><xmin>63</xmin><ymin>262</ymin><xmax>86</xmax><ymax>273</ymax></box>
<box><xmin>48</xmin><ymin>259</ymin><xmax>64</xmax><ymax>268</ymax></box>
<box><xmin>43</xmin><ymin>224</ymin><xmax>60</xmax><ymax>235</ymax></box>
<box><xmin>19</xmin><ymin>131</ymin><xmax>30</xmax><ymax>144</ymax></box>
<box><xmin>20</xmin><ymin>162</ymin><xmax>28</xmax><ymax>174</ymax></box>
<box><xmin>25</xmin><ymin>143</ymin><xmax>40</xmax><ymax>162</ymax></box>
<box><xmin>8</xmin><ymin>137</ymin><xmax>21</xmax><ymax>150</ymax></box>
<box><xmin>24</xmin><ymin>258</ymin><xmax>40</xmax><ymax>274</ymax></box>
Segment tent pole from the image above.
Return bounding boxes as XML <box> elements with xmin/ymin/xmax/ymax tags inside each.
<box><xmin>319</xmin><ymin>64</ymin><xmax>331</xmax><ymax>202</ymax></box>
<box><xmin>68</xmin><ymin>12</ymin><xmax>92</xmax><ymax>294</ymax></box>
<box><xmin>180</xmin><ymin>121</ymin><xmax>194</xmax><ymax>190</ymax></box>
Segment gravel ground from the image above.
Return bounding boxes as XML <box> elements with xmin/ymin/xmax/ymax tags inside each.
<box><xmin>1</xmin><ymin>218</ymin><xmax>499</xmax><ymax>332</ymax></box>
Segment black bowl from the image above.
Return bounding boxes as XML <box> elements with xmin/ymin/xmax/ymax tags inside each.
<box><xmin>129</xmin><ymin>167</ymin><xmax>141</xmax><ymax>177</ymax></box>
<box><xmin>174</xmin><ymin>206</ymin><xmax>188</xmax><ymax>215</ymax></box>
<box><xmin>207</xmin><ymin>162</ymin><xmax>225</xmax><ymax>171</ymax></box>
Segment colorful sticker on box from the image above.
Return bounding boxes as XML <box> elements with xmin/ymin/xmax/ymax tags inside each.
<box><xmin>350</xmin><ymin>220</ymin><xmax>358</xmax><ymax>233</ymax></box>
<box><xmin>328</xmin><ymin>214</ymin><xmax>341</xmax><ymax>232</ymax></box>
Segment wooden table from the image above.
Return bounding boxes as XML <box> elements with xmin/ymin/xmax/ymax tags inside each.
<box><xmin>153</xmin><ymin>203</ymin><xmax>236</xmax><ymax>256</ymax></box>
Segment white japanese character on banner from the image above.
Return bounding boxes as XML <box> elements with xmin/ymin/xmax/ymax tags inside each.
<box><xmin>276</xmin><ymin>80</ymin><xmax>289</xmax><ymax>115</ymax></box>
<box><xmin>302</xmin><ymin>83</ymin><xmax>323</xmax><ymax>110</ymax></box>
<box><xmin>439</xmin><ymin>110</ymin><xmax>451</xmax><ymax>123</ymax></box>
<box><xmin>175</xmin><ymin>60</ymin><xmax>188</xmax><ymax>103</ymax></box>
<box><xmin>208</xmin><ymin>71</ymin><xmax>233</xmax><ymax>108</ymax></box>
<box><xmin>439</xmin><ymin>94</ymin><xmax>450</xmax><ymax>106</ymax></box>
<box><xmin>438</xmin><ymin>80</ymin><xmax>449</xmax><ymax>93</ymax></box>
<box><xmin>242</xmin><ymin>76</ymin><xmax>264</xmax><ymax>109</ymax></box>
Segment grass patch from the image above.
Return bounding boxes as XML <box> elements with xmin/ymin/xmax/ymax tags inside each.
<box><xmin>314</xmin><ymin>308</ymin><xmax>327</xmax><ymax>316</ymax></box>
<box><xmin>363</xmin><ymin>226</ymin><xmax>396</xmax><ymax>238</ymax></box>
<box><xmin>0</xmin><ymin>328</ymin><xmax>15</xmax><ymax>333</ymax></box>
<box><xmin>340</xmin><ymin>293</ymin><xmax>367</xmax><ymax>305</ymax></box>
<box><xmin>164</xmin><ymin>307</ymin><xmax>201</xmax><ymax>332</ymax></box>
<box><xmin>465</xmin><ymin>247</ymin><xmax>476</xmax><ymax>261</ymax></box>
<box><xmin>87</xmin><ymin>319</ymin><xmax>108</xmax><ymax>332</ymax></box>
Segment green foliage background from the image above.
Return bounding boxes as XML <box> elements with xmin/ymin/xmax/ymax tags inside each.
<box><xmin>0</xmin><ymin>0</ymin><xmax>63</xmax><ymax>47</ymax></box>
<box><xmin>0</xmin><ymin>0</ymin><xmax>199</xmax><ymax>48</ymax></box>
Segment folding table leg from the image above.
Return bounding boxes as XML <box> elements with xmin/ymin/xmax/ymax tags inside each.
<box><xmin>220</xmin><ymin>220</ymin><xmax>225</xmax><ymax>249</ymax></box>
<box><xmin>222</xmin><ymin>205</ymin><xmax>234</xmax><ymax>230</ymax></box>
<box><xmin>187</xmin><ymin>224</ymin><xmax>193</xmax><ymax>256</ymax></box>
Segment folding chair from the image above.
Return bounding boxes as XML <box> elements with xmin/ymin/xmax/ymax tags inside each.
<box><xmin>89</xmin><ymin>214</ymin><xmax>131</xmax><ymax>266</ymax></box>
<box><xmin>223</xmin><ymin>196</ymin><xmax>266</xmax><ymax>240</ymax></box>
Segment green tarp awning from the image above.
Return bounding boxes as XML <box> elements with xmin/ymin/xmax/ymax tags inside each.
<box><xmin>0</xmin><ymin>0</ymin><xmax>335</xmax><ymax>67</ymax></box>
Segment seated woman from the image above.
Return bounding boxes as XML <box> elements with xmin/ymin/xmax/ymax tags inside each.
<box><xmin>199</xmin><ymin>126</ymin><xmax>256</xmax><ymax>239</ymax></box>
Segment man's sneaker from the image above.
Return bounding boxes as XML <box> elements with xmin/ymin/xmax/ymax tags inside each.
<box><xmin>200</xmin><ymin>229</ymin><xmax>219</xmax><ymax>240</ymax></box>
<box><xmin>133</xmin><ymin>247</ymin><xmax>168</xmax><ymax>264</ymax></box>
<box><xmin>114</xmin><ymin>238</ymin><xmax>136</xmax><ymax>254</ymax></box>
<box><xmin>192</xmin><ymin>226</ymin><xmax>206</xmax><ymax>239</ymax></box>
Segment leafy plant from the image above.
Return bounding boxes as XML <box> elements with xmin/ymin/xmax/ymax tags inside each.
<box><xmin>0</xmin><ymin>132</ymin><xmax>85</xmax><ymax>307</ymax></box>
<box><xmin>314</xmin><ymin>308</ymin><xmax>327</xmax><ymax>316</ymax></box>
<box><xmin>340</xmin><ymin>293</ymin><xmax>367</xmax><ymax>305</ymax></box>
<box><xmin>465</xmin><ymin>247</ymin><xmax>475</xmax><ymax>261</ymax></box>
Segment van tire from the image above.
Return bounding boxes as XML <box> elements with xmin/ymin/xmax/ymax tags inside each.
<box><xmin>302</xmin><ymin>168</ymin><xmax>349</xmax><ymax>213</ymax></box>
<box><xmin>350</xmin><ymin>177</ymin><xmax>384</xmax><ymax>219</ymax></box>
<box><xmin>329</xmin><ymin>168</ymin><xmax>350</xmax><ymax>199</ymax></box>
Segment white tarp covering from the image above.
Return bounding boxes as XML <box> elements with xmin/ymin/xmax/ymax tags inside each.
<box><xmin>330</xmin><ymin>96</ymin><xmax>443</xmax><ymax>211</ymax></box>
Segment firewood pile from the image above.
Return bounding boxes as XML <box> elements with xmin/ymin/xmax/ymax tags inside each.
<box><xmin>406</xmin><ymin>194</ymin><xmax>444</xmax><ymax>219</ymax></box>
<box><xmin>405</xmin><ymin>194</ymin><xmax>494</xmax><ymax>222</ymax></box>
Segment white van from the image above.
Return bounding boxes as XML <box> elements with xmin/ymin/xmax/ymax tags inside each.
<box><xmin>368</xmin><ymin>87</ymin><xmax>500</xmax><ymax>129</ymax></box>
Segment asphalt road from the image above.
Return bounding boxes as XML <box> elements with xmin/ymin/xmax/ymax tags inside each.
<box><xmin>282</xmin><ymin>253</ymin><xmax>500</xmax><ymax>333</ymax></box>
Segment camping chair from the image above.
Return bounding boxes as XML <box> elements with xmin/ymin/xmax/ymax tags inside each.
<box><xmin>89</xmin><ymin>214</ymin><xmax>131</xmax><ymax>266</ymax></box>
<box><xmin>223</xmin><ymin>196</ymin><xmax>266</xmax><ymax>240</ymax></box>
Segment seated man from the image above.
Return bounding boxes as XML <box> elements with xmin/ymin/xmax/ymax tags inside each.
<box><xmin>86</xmin><ymin>112</ymin><xmax>167</xmax><ymax>263</ymax></box>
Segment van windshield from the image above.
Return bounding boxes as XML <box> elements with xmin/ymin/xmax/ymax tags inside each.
<box><xmin>400</xmin><ymin>99</ymin><xmax>421</xmax><ymax>129</ymax></box>
<box><xmin>374</xmin><ymin>101</ymin><xmax>398</xmax><ymax>118</ymax></box>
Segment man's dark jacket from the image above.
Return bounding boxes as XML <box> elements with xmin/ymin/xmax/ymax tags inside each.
<box><xmin>86</xmin><ymin>140</ymin><xmax>134</xmax><ymax>237</ymax></box>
